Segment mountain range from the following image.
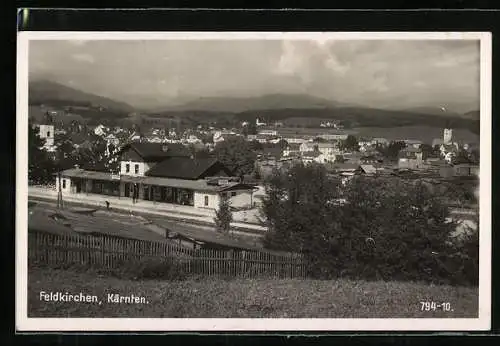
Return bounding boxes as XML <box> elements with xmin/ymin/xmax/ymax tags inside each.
<box><xmin>28</xmin><ymin>80</ymin><xmax>479</xmax><ymax>120</ymax></box>
<box><xmin>150</xmin><ymin>94</ymin><xmax>353</xmax><ymax>114</ymax></box>
<box><xmin>29</xmin><ymin>80</ymin><xmax>135</xmax><ymax>113</ymax></box>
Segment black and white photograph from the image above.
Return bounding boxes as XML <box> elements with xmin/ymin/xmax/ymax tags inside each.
<box><xmin>16</xmin><ymin>32</ymin><xmax>491</xmax><ymax>331</ymax></box>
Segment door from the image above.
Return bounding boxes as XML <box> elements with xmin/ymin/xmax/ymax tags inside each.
<box><xmin>124</xmin><ymin>183</ymin><xmax>130</xmax><ymax>197</ymax></box>
<box><xmin>75</xmin><ymin>180</ymin><xmax>82</xmax><ymax>193</ymax></box>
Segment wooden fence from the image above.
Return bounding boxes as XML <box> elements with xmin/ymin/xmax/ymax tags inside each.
<box><xmin>28</xmin><ymin>230</ymin><xmax>307</xmax><ymax>279</ymax></box>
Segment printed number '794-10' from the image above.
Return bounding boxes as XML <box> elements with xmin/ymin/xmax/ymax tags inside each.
<box><xmin>420</xmin><ymin>302</ymin><xmax>453</xmax><ymax>312</ymax></box>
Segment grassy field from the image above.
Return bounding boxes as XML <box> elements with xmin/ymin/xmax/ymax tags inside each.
<box><xmin>28</xmin><ymin>267</ymin><xmax>478</xmax><ymax>318</ymax></box>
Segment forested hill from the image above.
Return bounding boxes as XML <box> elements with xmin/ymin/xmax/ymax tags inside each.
<box><xmin>29</xmin><ymin>80</ymin><xmax>135</xmax><ymax>113</ymax></box>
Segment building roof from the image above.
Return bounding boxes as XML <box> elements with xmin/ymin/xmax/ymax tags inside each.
<box><xmin>153</xmin><ymin>218</ymin><xmax>280</xmax><ymax>253</ymax></box>
<box><xmin>404</xmin><ymin>139</ymin><xmax>423</xmax><ymax>144</ymax></box>
<box><xmin>432</xmin><ymin>138</ymin><xmax>444</xmax><ymax>147</ymax></box>
<box><xmin>360</xmin><ymin>164</ymin><xmax>377</xmax><ymax>174</ymax></box>
<box><xmin>317</xmin><ymin>142</ymin><xmax>337</xmax><ymax>149</ymax></box>
<box><xmin>145</xmin><ymin>157</ymin><xmax>232</xmax><ymax>180</ymax></box>
<box><xmin>118</xmin><ymin>142</ymin><xmax>191</xmax><ymax>161</ymax></box>
<box><xmin>56</xmin><ymin>168</ymin><xmax>114</xmax><ymax>181</ymax></box>
<box><xmin>398</xmin><ymin>147</ymin><xmax>422</xmax><ymax>159</ymax></box>
<box><xmin>326</xmin><ymin>163</ymin><xmax>360</xmax><ymax>172</ymax></box>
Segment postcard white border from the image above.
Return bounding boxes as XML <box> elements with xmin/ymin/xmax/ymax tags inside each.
<box><xmin>16</xmin><ymin>31</ymin><xmax>492</xmax><ymax>332</ymax></box>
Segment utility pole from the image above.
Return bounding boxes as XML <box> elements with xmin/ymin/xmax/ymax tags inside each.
<box><xmin>56</xmin><ymin>150</ymin><xmax>64</xmax><ymax>209</ymax></box>
<box><xmin>57</xmin><ymin>170</ymin><xmax>63</xmax><ymax>209</ymax></box>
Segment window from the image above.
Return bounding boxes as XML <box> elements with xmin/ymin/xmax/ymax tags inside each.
<box><xmin>125</xmin><ymin>164</ymin><xmax>130</xmax><ymax>173</ymax></box>
<box><xmin>62</xmin><ymin>179</ymin><xmax>66</xmax><ymax>189</ymax></box>
<box><xmin>135</xmin><ymin>164</ymin><xmax>139</xmax><ymax>174</ymax></box>
<box><xmin>204</xmin><ymin>196</ymin><xmax>209</xmax><ymax>206</ymax></box>
<box><xmin>47</xmin><ymin>131</ymin><xmax>51</xmax><ymax>137</ymax></box>
<box><xmin>231</xmin><ymin>192</ymin><xmax>237</xmax><ymax>197</ymax></box>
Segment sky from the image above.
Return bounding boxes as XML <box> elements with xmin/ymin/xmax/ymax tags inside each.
<box><xmin>29</xmin><ymin>39</ymin><xmax>480</xmax><ymax>112</ymax></box>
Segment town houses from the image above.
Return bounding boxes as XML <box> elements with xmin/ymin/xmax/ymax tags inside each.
<box><xmin>30</xmin><ymin>102</ymin><xmax>479</xmax><ymax>209</ymax></box>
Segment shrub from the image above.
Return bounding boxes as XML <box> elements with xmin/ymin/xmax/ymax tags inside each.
<box><xmin>445</xmin><ymin>221</ymin><xmax>479</xmax><ymax>286</ymax></box>
<box><xmin>214</xmin><ymin>194</ymin><xmax>233</xmax><ymax>234</ymax></box>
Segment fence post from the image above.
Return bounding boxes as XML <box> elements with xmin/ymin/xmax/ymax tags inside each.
<box><xmin>242</xmin><ymin>251</ymin><xmax>246</xmax><ymax>278</ymax></box>
<box><xmin>64</xmin><ymin>232</ymin><xmax>69</xmax><ymax>264</ymax></box>
<box><xmin>101</xmin><ymin>236</ymin><xmax>106</xmax><ymax>267</ymax></box>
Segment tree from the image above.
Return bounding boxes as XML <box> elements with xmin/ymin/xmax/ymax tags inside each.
<box><xmin>378</xmin><ymin>141</ymin><xmax>406</xmax><ymax>160</ymax></box>
<box><xmin>261</xmin><ymin>163</ymin><xmax>471</xmax><ymax>285</ymax></box>
<box><xmin>335</xmin><ymin>154</ymin><xmax>346</xmax><ymax>163</ymax></box>
<box><xmin>339</xmin><ymin>135</ymin><xmax>359</xmax><ymax>152</ymax></box>
<box><xmin>214</xmin><ymin>194</ymin><xmax>233</xmax><ymax>234</ymax></box>
<box><xmin>189</xmin><ymin>144</ymin><xmax>213</xmax><ymax>159</ymax></box>
<box><xmin>420</xmin><ymin>143</ymin><xmax>435</xmax><ymax>159</ymax></box>
<box><xmin>214</xmin><ymin>136</ymin><xmax>257</xmax><ymax>176</ymax></box>
<box><xmin>276</xmin><ymin>139</ymin><xmax>289</xmax><ymax>151</ymax></box>
<box><xmin>469</xmin><ymin>148</ymin><xmax>479</xmax><ymax>164</ymax></box>
<box><xmin>242</xmin><ymin>121</ymin><xmax>257</xmax><ymax>136</ymax></box>
<box><xmin>261</xmin><ymin>163</ymin><xmax>342</xmax><ymax>255</ymax></box>
<box><xmin>453</xmin><ymin>149</ymin><xmax>472</xmax><ymax>165</ymax></box>
<box><xmin>249</xmin><ymin>140</ymin><xmax>263</xmax><ymax>151</ymax></box>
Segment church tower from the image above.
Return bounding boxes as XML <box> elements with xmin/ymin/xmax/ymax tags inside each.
<box><xmin>443</xmin><ymin>128</ymin><xmax>453</xmax><ymax>145</ymax></box>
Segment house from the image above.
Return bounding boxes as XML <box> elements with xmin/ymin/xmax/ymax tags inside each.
<box><xmin>55</xmin><ymin>142</ymin><xmax>256</xmax><ymax>210</ymax></box>
<box><xmin>317</xmin><ymin>142</ymin><xmax>340</xmax><ymax>157</ymax></box>
<box><xmin>301</xmin><ymin>151</ymin><xmax>321</xmax><ymax>164</ymax></box>
<box><xmin>325</xmin><ymin>162</ymin><xmax>361</xmax><ymax>176</ymax></box>
<box><xmin>318</xmin><ymin>133</ymin><xmax>348</xmax><ymax>141</ymax></box>
<box><xmin>358</xmin><ymin>138</ymin><xmax>373</xmax><ymax>147</ymax></box>
<box><xmin>311</xmin><ymin>143</ymin><xmax>340</xmax><ymax>163</ymax></box>
<box><xmin>35</xmin><ymin>124</ymin><xmax>55</xmax><ymax>147</ymax></box>
<box><xmin>282</xmin><ymin>143</ymin><xmax>301</xmax><ymax>157</ymax></box>
<box><xmin>398</xmin><ymin>147</ymin><xmax>424</xmax><ymax>169</ymax></box>
<box><xmin>282</xmin><ymin>135</ymin><xmax>309</xmax><ymax>144</ymax></box>
<box><xmin>104</xmin><ymin>133</ymin><xmax>120</xmax><ymax>147</ymax></box>
<box><xmin>404</xmin><ymin>139</ymin><xmax>423</xmax><ymax>149</ymax></box>
<box><xmin>256</xmin><ymin>118</ymin><xmax>267</xmax><ymax>126</ymax></box>
<box><xmin>185</xmin><ymin>135</ymin><xmax>202</xmax><ymax>144</ymax></box>
<box><xmin>93</xmin><ymin>124</ymin><xmax>108</xmax><ymax>137</ymax></box>
<box><xmin>299</xmin><ymin>142</ymin><xmax>318</xmax><ymax>153</ymax></box>
<box><xmin>258</xmin><ymin>129</ymin><xmax>278</xmax><ymax>136</ymax></box>
<box><xmin>313</xmin><ymin>153</ymin><xmax>331</xmax><ymax>164</ymax></box>
<box><xmin>213</xmin><ymin>131</ymin><xmax>240</xmax><ymax>144</ymax></box>
<box><xmin>453</xmin><ymin>163</ymin><xmax>479</xmax><ymax>177</ymax></box>
<box><xmin>371</xmin><ymin>138</ymin><xmax>389</xmax><ymax>147</ymax></box>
